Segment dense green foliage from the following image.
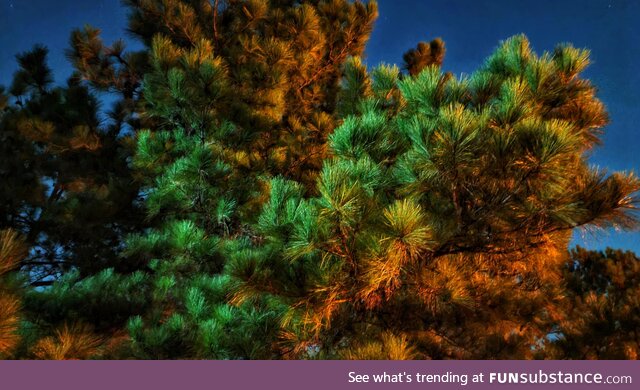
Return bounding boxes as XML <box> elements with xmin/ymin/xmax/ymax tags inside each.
<box><xmin>0</xmin><ymin>1</ymin><xmax>638</xmax><ymax>359</ymax></box>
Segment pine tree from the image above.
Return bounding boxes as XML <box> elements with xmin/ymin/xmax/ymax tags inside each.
<box><xmin>88</xmin><ymin>0</ymin><xmax>379</xmax><ymax>358</ymax></box>
<box><xmin>230</xmin><ymin>35</ymin><xmax>639</xmax><ymax>359</ymax></box>
<box><xmin>0</xmin><ymin>45</ymin><xmax>150</xmax><ymax>358</ymax></box>
<box><xmin>0</xmin><ymin>46</ymin><xmax>143</xmax><ymax>283</ymax></box>
<box><xmin>1</xmin><ymin>49</ymin><xmax>49</xmax><ymax>241</ymax></box>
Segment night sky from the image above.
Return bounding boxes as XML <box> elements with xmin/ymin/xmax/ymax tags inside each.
<box><xmin>1</xmin><ymin>0</ymin><xmax>639</xmax><ymax>252</ymax></box>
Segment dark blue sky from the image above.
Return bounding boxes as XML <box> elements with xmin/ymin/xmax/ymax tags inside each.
<box><xmin>1</xmin><ymin>0</ymin><xmax>638</xmax><ymax>252</ymax></box>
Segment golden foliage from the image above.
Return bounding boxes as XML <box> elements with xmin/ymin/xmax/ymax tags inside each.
<box><xmin>0</xmin><ymin>294</ymin><xmax>21</xmax><ymax>356</ymax></box>
<box><xmin>0</xmin><ymin>229</ymin><xmax>27</xmax><ymax>276</ymax></box>
<box><xmin>0</xmin><ymin>229</ymin><xmax>27</xmax><ymax>357</ymax></box>
<box><xmin>31</xmin><ymin>323</ymin><xmax>104</xmax><ymax>360</ymax></box>
<box><xmin>341</xmin><ymin>332</ymin><xmax>418</xmax><ymax>360</ymax></box>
